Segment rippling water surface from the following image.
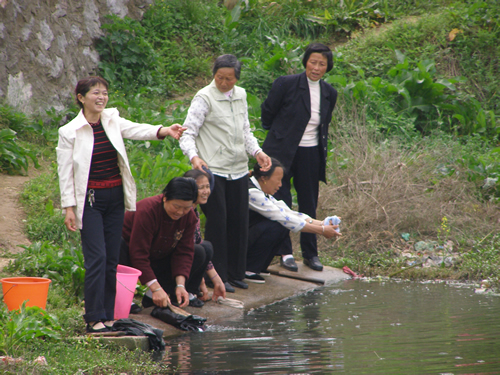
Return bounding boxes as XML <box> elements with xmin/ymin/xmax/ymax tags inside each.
<box><xmin>162</xmin><ymin>280</ymin><xmax>500</xmax><ymax>374</ymax></box>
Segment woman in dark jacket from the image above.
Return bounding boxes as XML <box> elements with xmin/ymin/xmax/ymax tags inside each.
<box><xmin>261</xmin><ymin>43</ymin><xmax>338</xmax><ymax>272</ymax></box>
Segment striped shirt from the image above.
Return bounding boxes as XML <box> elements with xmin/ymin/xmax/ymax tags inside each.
<box><xmin>88</xmin><ymin>120</ymin><xmax>122</xmax><ymax>188</ymax></box>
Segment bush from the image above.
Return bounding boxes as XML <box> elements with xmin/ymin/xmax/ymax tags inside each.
<box><xmin>0</xmin><ymin>105</ymin><xmax>40</xmax><ymax>174</ymax></box>
<box><xmin>460</xmin><ymin>234</ymin><xmax>500</xmax><ymax>281</ymax></box>
<box><xmin>319</xmin><ymin>124</ymin><xmax>500</xmax><ymax>256</ymax></box>
<box><xmin>327</xmin><ymin>50</ymin><xmax>497</xmax><ymax>138</ymax></box>
<box><xmin>0</xmin><ymin>303</ymin><xmax>61</xmax><ymax>357</ymax></box>
<box><xmin>96</xmin><ymin>15</ymin><xmax>163</xmax><ymax>94</ymax></box>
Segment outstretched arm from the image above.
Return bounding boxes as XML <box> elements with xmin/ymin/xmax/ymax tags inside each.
<box><xmin>301</xmin><ymin>222</ymin><xmax>341</xmax><ymax>239</ymax></box>
<box><xmin>158</xmin><ymin>124</ymin><xmax>187</xmax><ymax>140</ymax></box>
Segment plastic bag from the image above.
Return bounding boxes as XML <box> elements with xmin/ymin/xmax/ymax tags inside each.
<box><xmin>151</xmin><ymin>306</ymin><xmax>207</xmax><ymax>332</ymax></box>
<box><xmin>323</xmin><ymin>215</ymin><xmax>341</xmax><ymax>233</ymax></box>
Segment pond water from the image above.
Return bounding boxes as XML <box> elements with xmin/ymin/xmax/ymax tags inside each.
<box><xmin>162</xmin><ymin>280</ymin><xmax>500</xmax><ymax>374</ymax></box>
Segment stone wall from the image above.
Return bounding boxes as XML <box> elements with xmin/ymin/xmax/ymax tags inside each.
<box><xmin>0</xmin><ymin>0</ymin><xmax>152</xmax><ymax>115</ymax></box>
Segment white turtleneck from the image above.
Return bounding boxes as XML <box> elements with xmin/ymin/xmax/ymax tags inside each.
<box><xmin>299</xmin><ymin>77</ymin><xmax>321</xmax><ymax>147</ymax></box>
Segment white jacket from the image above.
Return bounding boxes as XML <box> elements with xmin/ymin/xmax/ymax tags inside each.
<box><xmin>56</xmin><ymin>108</ymin><xmax>162</xmax><ymax>229</ymax></box>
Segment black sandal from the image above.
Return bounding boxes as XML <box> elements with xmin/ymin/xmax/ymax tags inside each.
<box><xmin>189</xmin><ymin>297</ymin><xmax>204</xmax><ymax>308</ymax></box>
<box><xmin>86</xmin><ymin>321</ymin><xmax>110</xmax><ymax>333</ymax></box>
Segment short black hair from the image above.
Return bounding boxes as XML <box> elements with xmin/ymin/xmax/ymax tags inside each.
<box><xmin>183</xmin><ymin>169</ymin><xmax>208</xmax><ymax>181</ymax></box>
<box><xmin>75</xmin><ymin>76</ymin><xmax>109</xmax><ymax>109</ymax></box>
<box><xmin>162</xmin><ymin>177</ymin><xmax>198</xmax><ymax>202</ymax></box>
<box><xmin>213</xmin><ymin>54</ymin><xmax>242</xmax><ymax>80</ymax></box>
<box><xmin>302</xmin><ymin>43</ymin><xmax>333</xmax><ymax>73</ymax></box>
<box><xmin>252</xmin><ymin>157</ymin><xmax>285</xmax><ymax>180</ymax></box>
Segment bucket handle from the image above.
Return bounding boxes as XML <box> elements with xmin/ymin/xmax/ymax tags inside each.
<box><xmin>0</xmin><ymin>284</ymin><xmax>17</xmax><ymax>301</ymax></box>
<box><xmin>117</xmin><ymin>279</ymin><xmax>137</xmax><ymax>295</ymax></box>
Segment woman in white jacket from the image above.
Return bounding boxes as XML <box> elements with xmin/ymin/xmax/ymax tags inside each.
<box><xmin>57</xmin><ymin>76</ymin><xmax>185</xmax><ymax>333</ymax></box>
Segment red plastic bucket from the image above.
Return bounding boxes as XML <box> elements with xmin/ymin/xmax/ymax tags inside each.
<box><xmin>1</xmin><ymin>277</ymin><xmax>52</xmax><ymax>311</ymax></box>
<box><xmin>114</xmin><ymin>265</ymin><xmax>141</xmax><ymax>319</ymax></box>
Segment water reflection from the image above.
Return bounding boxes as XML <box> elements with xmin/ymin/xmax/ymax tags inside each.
<box><xmin>163</xmin><ymin>280</ymin><xmax>500</xmax><ymax>374</ymax></box>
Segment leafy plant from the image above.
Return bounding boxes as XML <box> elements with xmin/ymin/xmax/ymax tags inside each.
<box><xmin>0</xmin><ymin>303</ymin><xmax>61</xmax><ymax>356</ymax></box>
<box><xmin>461</xmin><ymin>233</ymin><xmax>500</xmax><ymax>281</ymax></box>
<box><xmin>0</xmin><ymin>129</ymin><xmax>39</xmax><ymax>174</ymax></box>
<box><xmin>459</xmin><ymin>146</ymin><xmax>500</xmax><ymax>202</ymax></box>
<box><xmin>0</xmin><ymin>105</ymin><xmax>31</xmax><ymax>134</ymax></box>
<box><xmin>445</xmin><ymin>1</ymin><xmax>500</xmax><ymax>115</ymax></box>
<box><xmin>240</xmin><ymin>36</ymin><xmax>304</xmax><ymax>98</ymax></box>
<box><xmin>20</xmin><ymin>169</ymin><xmax>80</xmax><ymax>246</ymax></box>
<box><xmin>0</xmin><ymin>105</ymin><xmax>43</xmax><ymax>174</ymax></box>
<box><xmin>305</xmin><ymin>0</ymin><xmax>386</xmax><ymax>35</ymax></box>
<box><xmin>128</xmin><ymin>141</ymin><xmax>191</xmax><ymax>200</ymax></box>
<box><xmin>327</xmin><ymin>50</ymin><xmax>497</xmax><ymax>137</ymax></box>
<box><xmin>96</xmin><ymin>15</ymin><xmax>161</xmax><ymax>94</ymax></box>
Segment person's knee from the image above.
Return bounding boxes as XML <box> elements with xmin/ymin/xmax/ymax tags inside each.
<box><xmin>194</xmin><ymin>244</ymin><xmax>207</xmax><ymax>264</ymax></box>
<box><xmin>84</xmin><ymin>253</ymin><xmax>107</xmax><ymax>275</ymax></box>
<box><xmin>268</xmin><ymin>221</ymin><xmax>289</xmax><ymax>238</ymax></box>
<box><xmin>201</xmin><ymin>241</ymin><xmax>213</xmax><ymax>261</ymax></box>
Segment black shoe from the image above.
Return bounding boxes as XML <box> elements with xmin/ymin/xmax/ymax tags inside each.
<box><xmin>224</xmin><ymin>281</ymin><xmax>235</xmax><ymax>293</ymax></box>
<box><xmin>130</xmin><ymin>302</ymin><xmax>143</xmax><ymax>314</ymax></box>
<box><xmin>280</xmin><ymin>257</ymin><xmax>298</xmax><ymax>272</ymax></box>
<box><xmin>304</xmin><ymin>256</ymin><xmax>323</xmax><ymax>271</ymax></box>
<box><xmin>228</xmin><ymin>278</ymin><xmax>248</xmax><ymax>289</ymax></box>
<box><xmin>142</xmin><ymin>295</ymin><xmax>154</xmax><ymax>308</ymax></box>
<box><xmin>189</xmin><ymin>297</ymin><xmax>204</xmax><ymax>308</ymax></box>
<box><xmin>86</xmin><ymin>321</ymin><xmax>110</xmax><ymax>334</ymax></box>
<box><xmin>244</xmin><ymin>273</ymin><xmax>265</xmax><ymax>284</ymax></box>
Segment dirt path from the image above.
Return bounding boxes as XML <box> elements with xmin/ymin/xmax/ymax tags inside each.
<box><xmin>0</xmin><ymin>173</ymin><xmax>32</xmax><ymax>270</ymax></box>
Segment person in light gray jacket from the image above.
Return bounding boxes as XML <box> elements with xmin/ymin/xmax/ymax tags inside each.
<box><xmin>179</xmin><ymin>55</ymin><xmax>271</xmax><ymax>292</ymax></box>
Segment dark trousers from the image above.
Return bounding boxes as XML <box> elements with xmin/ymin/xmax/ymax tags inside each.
<box><xmin>273</xmin><ymin>146</ymin><xmax>320</xmax><ymax>260</ymax></box>
<box><xmin>120</xmin><ymin>239</ymin><xmax>212</xmax><ymax>298</ymax></box>
<box><xmin>191</xmin><ymin>241</ymin><xmax>213</xmax><ymax>292</ymax></box>
<box><xmin>80</xmin><ymin>186</ymin><xmax>124</xmax><ymax>323</ymax></box>
<box><xmin>200</xmin><ymin>175</ymin><xmax>249</xmax><ymax>282</ymax></box>
<box><xmin>247</xmin><ymin>219</ymin><xmax>289</xmax><ymax>273</ymax></box>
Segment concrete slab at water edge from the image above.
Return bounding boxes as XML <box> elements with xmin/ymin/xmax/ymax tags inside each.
<box><xmin>100</xmin><ymin>263</ymin><xmax>349</xmax><ymax>347</ymax></box>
